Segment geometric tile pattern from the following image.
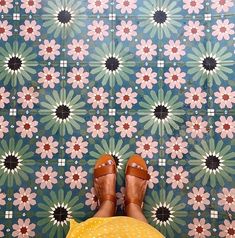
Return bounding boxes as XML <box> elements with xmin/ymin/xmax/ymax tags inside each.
<box><xmin>0</xmin><ymin>0</ymin><xmax>234</xmax><ymax>237</ymax></box>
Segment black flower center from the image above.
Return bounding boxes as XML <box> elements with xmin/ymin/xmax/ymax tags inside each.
<box><xmin>53</xmin><ymin>206</ymin><xmax>68</xmax><ymax>222</ymax></box>
<box><xmin>4</xmin><ymin>155</ymin><xmax>19</xmax><ymax>170</ymax></box>
<box><xmin>202</xmin><ymin>57</ymin><xmax>217</xmax><ymax>71</ymax></box>
<box><xmin>206</xmin><ymin>155</ymin><xmax>220</xmax><ymax>170</ymax></box>
<box><xmin>112</xmin><ymin>154</ymin><xmax>119</xmax><ymax>166</ymax></box>
<box><xmin>8</xmin><ymin>57</ymin><xmax>22</xmax><ymax>71</ymax></box>
<box><xmin>153</xmin><ymin>10</ymin><xmax>167</xmax><ymax>24</ymax></box>
<box><xmin>57</xmin><ymin>10</ymin><xmax>72</xmax><ymax>24</ymax></box>
<box><xmin>155</xmin><ymin>206</ymin><xmax>170</xmax><ymax>222</ymax></box>
<box><xmin>154</xmin><ymin>105</ymin><xmax>169</xmax><ymax>119</ymax></box>
<box><xmin>56</xmin><ymin>105</ymin><xmax>70</xmax><ymax>120</ymax></box>
<box><xmin>105</xmin><ymin>57</ymin><xmax>120</xmax><ymax>71</ymax></box>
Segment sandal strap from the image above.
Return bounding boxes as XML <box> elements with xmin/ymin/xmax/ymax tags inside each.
<box><xmin>100</xmin><ymin>194</ymin><xmax>117</xmax><ymax>206</ymax></box>
<box><xmin>125</xmin><ymin>198</ymin><xmax>143</xmax><ymax>209</ymax></box>
<box><xmin>94</xmin><ymin>164</ymin><xmax>116</xmax><ymax>178</ymax></box>
<box><xmin>126</xmin><ymin>166</ymin><xmax>150</xmax><ymax>180</ymax></box>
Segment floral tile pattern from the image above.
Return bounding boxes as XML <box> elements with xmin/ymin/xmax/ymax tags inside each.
<box><xmin>0</xmin><ymin>0</ymin><xmax>235</xmax><ymax>237</ymax></box>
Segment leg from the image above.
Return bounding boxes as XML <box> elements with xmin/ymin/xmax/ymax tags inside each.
<box><xmin>125</xmin><ymin>162</ymin><xmax>148</xmax><ymax>223</ymax></box>
<box><xmin>93</xmin><ymin>158</ymin><xmax>116</xmax><ymax>217</ymax></box>
<box><xmin>94</xmin><ymin>200</ymin><xmax>116</xmax><ymax>217</ymax></box>
<box><xmin>126</xmin><ymin>203</ymin><xmax>148</xmax><ymax>223</ymax></box>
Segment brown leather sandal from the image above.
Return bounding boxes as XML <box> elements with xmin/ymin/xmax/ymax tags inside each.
<box><xmin>124</xmin><ymin>154</ymin><xmax>150</xmax><ymax>209</ymax></box>
<box><xmin>94</xmin><ymin>154</ymin><xmax>117</xmax><ymax>207</ymax></box>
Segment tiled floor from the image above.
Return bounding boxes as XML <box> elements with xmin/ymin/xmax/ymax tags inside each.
<box><xmin>0</xmin><ymin>0</ymin><xmax>235</xmax><ymax>237</ymax></box>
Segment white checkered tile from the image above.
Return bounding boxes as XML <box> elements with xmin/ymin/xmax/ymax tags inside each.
<box><xmin>60</xmin><ymin>60</ymin><xmax>67</xmax><ymax>68</ymax></box>
<box><xmin>158</xmin><ymin>159</ymin><xmax>166</xmax><ymax>166</ymax></box>
<box><xmin>208</xmin><ymin>109</ymin><xmax>214</xmax><ymax>116</ymax></box>
<box><xmin>5</xmin><ymin>211</ymin><xmax>13</xmax><ymax>219</ymax></box>
<box><xmin>109</xmin><ymin>109</ymin><xmax>116</xmax><ymax>116</ymax></box>
<box><xmin>211</xmin><ymin>210</ymin><xmax>218</xmax><ymax>218</ymax></box>
<box><xmin>157</xmin><ymin>60</ymin><xmax>164</xmax><ymax>68</ymax></box>
<box><xmin>9</xmin><ymin>109</ymin><xmax>17</xmax><ymax>116</ymax></box>
<box><xmin>204</xmin><ymin>14</ymin><xmax>211</xmax><ymax>21</ymax></box>
<box><xmin>13</xmin><ymin>13</ymin><xmax>20</xmax><ymax>20</ymax></box>
<box><xmin>109</xmin><ymin>14</ymin><xmax>116</xmax><ymax>20</ymax></box>
<box><xmin>58</xmin><ymin>159</ymin><xmax>65</xmax><ymax>166</ymax></box>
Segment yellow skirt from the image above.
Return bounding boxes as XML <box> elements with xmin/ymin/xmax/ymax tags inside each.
<box><xmin>66</xmin><ymin>216</ymin><xmax>164</xmax><ymax>238</ymax></box>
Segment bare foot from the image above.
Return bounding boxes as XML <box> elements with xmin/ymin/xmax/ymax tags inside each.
<box><xmin>94</xmin><ymin>159</ymin><xmax>116</xmax><ymax>207</ymax></box>
<box><xmin>125</xmin><ymin>163</ymin><xmax>148</xmax><ymax>209</ymax></box>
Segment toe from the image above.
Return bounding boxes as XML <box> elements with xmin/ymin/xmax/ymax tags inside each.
<box><xmin>107</xmin><ymin>160</ymin><xmax>113</xmax><ymax>165</ymax></box>
<box><xmin>131</xmin><ymin>162</ymin><xmax>137</xmax><ymax>168</ymax></box>
<box><xmin>136</xmin><ymin>164</ymin><xmax>143</xmax><ymax>170</ymax></box>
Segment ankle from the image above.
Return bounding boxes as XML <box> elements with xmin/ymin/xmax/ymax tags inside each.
<box><xmin>125</xmin><ymin>203</ymin><xmax>148</xmax><ymax>223</ymax></box>
<box><xmin>101</xmin><ymin>200</ymin><xmax>116</xmax><ymax>207</ymax></box>
<box><xmin>100</xmin><ymin>200</ymin><xmax>116</xmax><ymax>216</ymax></box>
<box><xmin>125</xmin><ymin>203</ymin><xmax>142</xmax><ymax>215</ymax></box>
